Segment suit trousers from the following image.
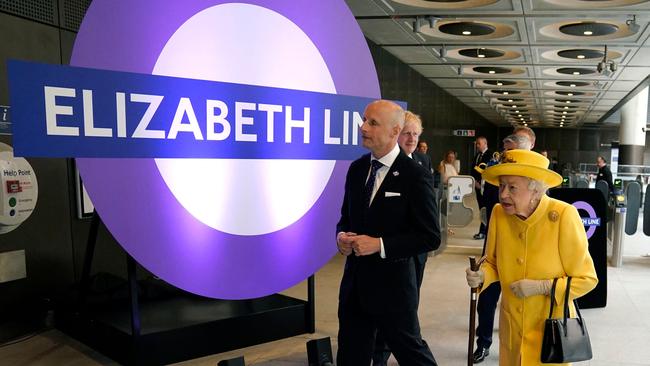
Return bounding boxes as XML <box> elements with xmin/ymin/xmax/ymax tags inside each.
<box><xmin>372</xmin><ymin>254</ymin><xmax>428</xmax><ymax>365</ymax></box>
<box><xmin>476</xmin><ymin>281</ymin><xmax>501</xmax><ymax>349</ymax></box>
<box><xmin>338</xmin><ymin>292</ymin><xmax>437</xmax><ymax>366</ymax></box>
<box><xmin>475</xmin><ymin>188</ymin><xmax>486</xmax><ymax>235</ymax></box>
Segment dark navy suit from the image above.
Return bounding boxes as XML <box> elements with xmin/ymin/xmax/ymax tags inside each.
<box><xmin>337</xmin><ymin>150</ymin><xmax>440</xmax><ymax>366</ymax></box>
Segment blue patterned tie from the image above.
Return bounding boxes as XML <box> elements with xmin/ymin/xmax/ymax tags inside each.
<box><xmin>363</xmin><ymin>160</ymin><xmax>384</xmax><ymax>208</ymax></box>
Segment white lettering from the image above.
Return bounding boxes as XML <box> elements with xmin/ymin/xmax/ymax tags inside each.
<box><xmin>235</xmin><ymin>102</ymin><xmax>257</xmax><ymax>142</ymax></box>
<box><xmin>352</xmin><ymin>111</ymin><xmax>363</xmax><ymax>145</ymax></box>
<box><xmin>323</xmin><ymin>109</ymin><xmax>340</xmax><ymax>145</ymax></box>
<box><xmin>44</xmin><ymin>86</ymin><xmax>78</xmax><ymax>136</ymax></box>
<box><xmin>285</xmin><ymin>106</ymin><xmax>310</xmax><ymax>144</ymax></box>
<box><xmin>206</xmin><ymin>100</ymin><xmax>230</xmax><ymax>141</ymax></box>
<box><xmin>258</xmin><ymin>103</ymin><xmax>282</xmax><ymax>143</ymax></box>
<box><xmin>131</xmin><ymin>94</ymin><xmax>165</xmax><ymax>139</ymax></box>
<box><xmin>168</xmin><ymin>97</ymin><xmax>203</xmax><ymax>140</ymax></box>
<box><xmin>82</xmin><ymin>89</ymin><xmax>112</xmax><ymax>137</ymax></box>
<box><xmin>116</xmin><ymin>92</ymin><xmax>126</xmax><ymax>138</ymax></box>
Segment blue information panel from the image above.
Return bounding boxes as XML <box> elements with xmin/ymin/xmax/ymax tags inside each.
<box><xmin>8</xmin><ymin>60</ymin><xmax>394</xmax><ymax>160</ymax></box>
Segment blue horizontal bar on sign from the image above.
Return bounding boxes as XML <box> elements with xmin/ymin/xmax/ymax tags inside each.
<box><xmin>8</xmin><ymin>60</ymin><xmax>401</xmax><ymax>160</ymax></box>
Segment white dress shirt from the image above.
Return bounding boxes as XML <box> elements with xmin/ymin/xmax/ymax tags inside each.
<box><xmin>368</xmin><ymin>144</ymin><xmax>400</xmax><ymax>258</ymax></box>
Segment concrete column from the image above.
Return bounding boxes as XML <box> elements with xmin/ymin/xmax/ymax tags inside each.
<box><xmin>619</xmin><ymin>86</ymin><xmax>648</xmax><ymax>166</ymax></box>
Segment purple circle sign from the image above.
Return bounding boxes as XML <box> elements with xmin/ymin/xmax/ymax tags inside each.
<box><xmin>71</xmin><ymin>0</ymin><xmax>379</xmax><ymax>299</ymax></box>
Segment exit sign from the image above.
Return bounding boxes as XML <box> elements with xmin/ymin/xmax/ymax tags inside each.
<box><xmin>453</xmin><ymin>129</ymin><xmax>475</xmax><ymax>137</ymax></box>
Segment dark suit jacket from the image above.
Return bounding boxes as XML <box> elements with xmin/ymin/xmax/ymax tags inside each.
<box><xmin>412</xmin><ymin>152</ymin><xmax>433</xmax><ymax>174</ymax></box>
<box><xmin>337</xmin><ymin>150</ymin><xmax>440</xmax><ymax>314</ymax></box>
<box><xmin>471</xmin><ymin>149</ymin><xmax>492</xmax><ymax>184</ymax></box>
<box><xmin>597</xmin><ymin>165</ymin><xmax>614</xmax><ymax>192</ymax></box>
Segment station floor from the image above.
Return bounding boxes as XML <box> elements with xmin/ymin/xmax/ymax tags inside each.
<box><xmin>1</xmin><ymin>201</ymin><xmax>649</xmax><ymax>365</ymax></box>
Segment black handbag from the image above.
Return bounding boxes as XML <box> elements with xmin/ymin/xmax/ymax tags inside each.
<box><xmin>541</xmin><ymin>277</ymin><xmax>593</xmax><ymax>363</ymax></box>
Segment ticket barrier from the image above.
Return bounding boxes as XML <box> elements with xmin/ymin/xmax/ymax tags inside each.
<box><xmin>439</xmin><ymin>176</ymin><xmax>475</xmax><ymax>253</ymax></box>
<box><xmin>550</xmin><ymin>188</ymin><xmax>608</xmax><ymax>308</ymax></box>
<box><xmin>611</xmin><ymin>181</ymin><xmax>641</xmax><ymax>267</ymax></box>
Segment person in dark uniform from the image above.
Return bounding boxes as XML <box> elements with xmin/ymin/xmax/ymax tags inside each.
<box><xmin>471</xmin><ymin>137</ymin><xmax>492</xmax><ymax>240</ymax></box>
<box><xmin>336</xmin><ymin>100</ymin><xmax>439</xmax><ymax>366</ymax></box>
<box><xmin>372</xmin><ymin>110</ymin><xmax>433</xmax><ymax>366</ymax></box>
<box><xmin>596</xmin><ymin>156</ymin><xmax>614</xmax><ymax>193</ymax></box>
<box><xmin>472</xmin><ymin>133</ymin><xmax>532</xmax><ymax>364</ymax></box>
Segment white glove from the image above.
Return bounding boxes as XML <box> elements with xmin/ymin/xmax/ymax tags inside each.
<box><xmin>510</xmin><ymin>279</ymin><xmax>552</xmax><ymax>298</ymax></box>
<box><xmin>465</xmin><ymin>267</ymin><xmax>484</xmax><ymax>288</ymax></box>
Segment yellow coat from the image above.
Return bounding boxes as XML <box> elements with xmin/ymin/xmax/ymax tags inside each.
<box><xmin>481</xmin><ymin>195</ymin><xmax>598</xmax><ymax>366</ymax></box>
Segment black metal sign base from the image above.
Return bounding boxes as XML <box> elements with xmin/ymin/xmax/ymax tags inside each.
<box><xmin>55</xmin><ymin>211</ymin><xmax>316</xmax><ymax>365</ymax></box>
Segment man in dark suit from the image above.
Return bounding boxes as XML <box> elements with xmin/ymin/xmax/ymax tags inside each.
<box><xmin>471</xmin><ymin>136</ymin><xmax>491</xmax><ymax>240</ymax></box>
<box><xmin>371</xmin><ymin>110</ymin><xmax>434</xmax><ymax>365</ymax></box>
<box><xmin>596</xmin><ymin>156</ymin><xmax>614</xmax><ymax>193</ymax></box>
<box><xmin>336</xmin><ymin>100</ymin><xmax>439</xmax><ymax>366</ymax></box>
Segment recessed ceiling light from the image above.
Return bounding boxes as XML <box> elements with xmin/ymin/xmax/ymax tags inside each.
<box><xmin>518</xmin><ymin>114</ymin><xmax>522</xmax><ymax>117</ymax></box>
<box><xmin>577</xmin><ymin>55</ymin><xmax>585</xmax><ymax>59</ymax></box>
<box><xmin>488</xmin><ymin>70</ymin><xmax>496</xmax><ymax>74</ymax></box>
<box><xmin>515</xmin><ymin>110</ymin><xmax>520</xmax><ymax>113</ymax></box>
<box><xmin>563</xmin><ymin>111</ymin><xmax>567</xmax><ymax>114</ymax></box>
<box><xmin>564</xmin><ymin>106</ymin><xmax>569</xmax><ymax>109</ymax></box>
<box><xmin>570</xmin><ymin>84</ymin><xmax>576</xmax><ymax>87</ymax></box>
<box><xmin>572</xmin><ymin>71</ymin><xmax>580</xmax><ymax>75</ymax></box>
<box><xmin>478</xmin><ymin>54</ymin><xmax>486</xmax><ymax>58</ymax></box>
<box><xmin>566</xmin><ymin>101</ymin><xmax>571</xmax><ymax>103</ymax></box>
<box><xmin>497</xmin><ymin>82</ymin><xmax>503</xmax><ymax>86</ymax></box>
<box><xmin>503</xmin><ymin>91</ymin><xmax>508</xmax><ymax>94</ymax></box>
<box><xmin>462</xmin><ymin>30</ymin><xmax>472</xmax><ymax>35</ymax></box>
<box><xmin>567</xmin><ymin>93</ymin><xmax>574</xmax><ymax>96</ymax></box>
<box><xmin>508</xmin><ymin>99</ymin><xmax>513</xmax><ymax>102</ymax></box>
<box><xmin>583</xmin><ymin>30</ymin><xmax>593</xmax><ymax>36</ymax></box>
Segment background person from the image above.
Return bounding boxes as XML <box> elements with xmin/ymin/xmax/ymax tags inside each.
<box><xmin>466</xmin><ymin>149</ymin><xmax>597</xmax><ymax>366</ymax></box>
<box><xmin>596</xmin><ymin>156</ymin><xmax>614</xmax><ymax>193</ymax></box>
<box><xmin>438</xmin><ymin>150</ymin><xmax>459</xmax><ymax>186</ymax></box>
<box><xmin>471</xmin><ymin>137</ymin><xmax>491</xmax><ymax>240</ymax></box>
<box><xmin>336</xmin><ymin>100</ymin><xmax>439</xmax><ymax>366</ymax></box>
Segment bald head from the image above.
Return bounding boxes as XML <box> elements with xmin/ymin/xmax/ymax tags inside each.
<box><xmin>361</xmin><ymin>100</ymin><xmax>405</xmax><ymax>158</ymax></box>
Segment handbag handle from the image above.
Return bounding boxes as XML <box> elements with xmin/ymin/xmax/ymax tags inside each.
<box><xmin>547</xmin><ymin>277</ymin><xmax>587</xmax><ymax>336</ymax></box>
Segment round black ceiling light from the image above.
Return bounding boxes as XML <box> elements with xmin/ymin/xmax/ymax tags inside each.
<box><xmin>557</xmin><ymin>49</ymin><xmax>604</xmax><ymax>60</ymax></box>
<box><xmin>555</xmin><ymin>91</ymin><xmax>585</xmax><ymax>96</ymax></box>
<box><xmin>557</xmin><ymin>81</ymin><xmax>591</xmax><ymax>87</ymax></box>
<box><xmin>492</xmin><ymin>90</ymin><xmax>520</xmax><ymax>95</ymax></box>
<box><xmin>557</xmin><ymin>67</ymin><xmax>596</xmax><ymax>75</ymax></box>
<box><xmin>474</xmin><ymin>66</ymin><xmax>511</xmax><ymax>74</ymax></box>
<box><xmin>439</xmin><ymin>21</ymin><xmax>496</xmax><ymax>36</ymax></box>
<box><xmin>498</xmin><ymin>97</ymin><xmax>523</xmax><ymax>102</ymax></box>
<box><xmin>484</xmin><ymin>80</ymin><xmax>516</xmax><ymax>86</ymax></box>
<box><xmin>559</xmin><ymin>22</ymin><xmax>619</xmax><ymax>37</ymax></box>
<box><xmin>553</xmin><ymin>105</ymin><xmax>579</xmax><ymax>109</ymax></box>
<box><xmin>423</xmin><ymin>0</ymin><xmax>467</xmax><ymax>2</ymax></box>
<box><xmin>555</xmin><ymin>99</ymin><xmax>582</xmax><ymax>104</ymax></box>
<box><xmin>459</xmin><ymin>48</ymin><xmax>505</xmax><ymax>58</ymax></box>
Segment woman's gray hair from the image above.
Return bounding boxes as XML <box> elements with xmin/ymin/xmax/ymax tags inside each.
<box><xmin>503</xmin><ymin>134</ymin><xmax>532</xmax><ymax>150</ymax></box>
<box><xmin>527</xmin><ymin>178</ymin><xmax>549</xmax><ymax>199</ymax></box>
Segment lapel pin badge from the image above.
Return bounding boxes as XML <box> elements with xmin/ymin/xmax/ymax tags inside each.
<box><xmin>393</xmin><ymin>171</ymin><xmax>399</xmax><ymax>176</ymax></box>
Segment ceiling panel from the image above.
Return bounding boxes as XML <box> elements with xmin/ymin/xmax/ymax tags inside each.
<box><xmin>346</xmin><ymin>0</ymin><xmax>650</xmax><ymax>127</ymax></box>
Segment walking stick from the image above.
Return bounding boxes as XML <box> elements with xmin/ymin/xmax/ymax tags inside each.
<box><xmin>467</xmin><ymin>256</ymin><xmax>483</xmax><ymax>366</ymax></box>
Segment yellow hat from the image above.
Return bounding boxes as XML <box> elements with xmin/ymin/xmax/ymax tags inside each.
<box><xmin>482</xmin><ymin>149</ymin><xmax>562</xmax><ymax>187</ymax></box>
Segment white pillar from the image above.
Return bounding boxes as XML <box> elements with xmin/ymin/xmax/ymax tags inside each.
<box><xmin>619</xmin><ymin>86</ymin><xmax>648</xmax><ymax>166</ymax></box>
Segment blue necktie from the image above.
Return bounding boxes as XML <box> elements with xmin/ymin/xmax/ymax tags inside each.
<box><xmin>363</xmin><ymin>160</ymin><xmax>384</xmax><ymax>208</ymax></box>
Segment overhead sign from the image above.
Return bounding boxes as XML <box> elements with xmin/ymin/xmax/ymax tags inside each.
<box><xmin>9</xmin><ymin>0</ymin><xmax>382</xmax><ymax>300</ymax></box>
<box><xmin>453</xmin><ymin>129</ymin><xmax>475</xmax><ymax>137</ymax></box>
<box><xmin>9</xmin><ymin>61</ymin><xmax>375</xmax><ymax>160</ymax></box>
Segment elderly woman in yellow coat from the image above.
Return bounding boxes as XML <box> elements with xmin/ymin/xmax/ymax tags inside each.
<box><xmin>466</xmin><ymin>149</ymin><xmax>598</xmax><ymax>366</ymax></box>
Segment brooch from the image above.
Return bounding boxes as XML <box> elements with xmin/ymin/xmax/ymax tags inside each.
<box><xmin>393</xmin><ymin>171</ymin><xmax>399</xmax><ymax>176</ymax></box>
<box><xmin>548</xmin><ymin>211</ymin><xmax>559</xmax><ymax>222</ymax></box>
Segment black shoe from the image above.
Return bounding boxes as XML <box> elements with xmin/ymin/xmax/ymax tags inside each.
<box><xmin>473</xmin><ymin>233</ymin><xmax>486</xmax><ymax>240</ymax></box>
<box><xmin>473</xmin><ymin>346</ymin><xmax>490</xmax><ymax>363</ymax></box>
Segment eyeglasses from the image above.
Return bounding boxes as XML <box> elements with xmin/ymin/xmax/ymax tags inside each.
<box><xmin>401</xmin><ymin>131</ymin><xmax>420</xmax><ymax>138</ymax></box>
